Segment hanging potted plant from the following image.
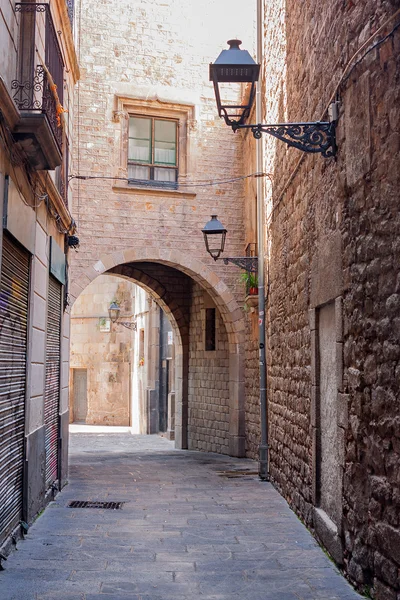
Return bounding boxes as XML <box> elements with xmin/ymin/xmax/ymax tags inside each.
<box><xmin>240</xmin><ymin>271</ymin><xmax>258</xmax><ymax>296</ymax></box>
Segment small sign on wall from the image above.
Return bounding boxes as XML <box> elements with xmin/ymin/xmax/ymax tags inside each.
<box><xmin>99</xmin><ymin>317</ymin><xmax>111</xmax><ymax>332</ymax></box>
<box><xmin>167</xmin><ymin>331</ymin><xmax>173</xmax><ymax>345</ymax></box>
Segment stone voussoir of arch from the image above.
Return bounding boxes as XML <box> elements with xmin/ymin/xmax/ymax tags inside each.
<box><xmin>72</xmin><ymin>247</ymin><xmax>245</xmax><ymax>351</ymax></box>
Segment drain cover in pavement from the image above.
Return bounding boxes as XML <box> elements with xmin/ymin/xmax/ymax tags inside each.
<box><xmin>217</xmin><ymin>470</ymin><xmax>258</xmax><ymax>478</ymax></box>
<box><xmin>68</xmin><ymin>501</ymin><xmax>124</xmax><ymax>509</ymax></box>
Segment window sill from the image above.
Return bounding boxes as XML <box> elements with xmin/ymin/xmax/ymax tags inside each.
<box><xmin>112</xmin><ymin>179</ymin><xmax>196</xmax><ymax>198</ymax></box>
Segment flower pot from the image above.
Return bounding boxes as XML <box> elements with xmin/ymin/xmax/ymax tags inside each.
<box><xmin>248</xmin><ymin>286</ymin><xmax>258</xmax><ymax>296</ymax></box>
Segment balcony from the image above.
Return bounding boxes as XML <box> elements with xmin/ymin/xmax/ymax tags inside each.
<box><xmin>11</xmin><ymin>3</ymin><xmax>65</xmax><ymax>170</ymax></box>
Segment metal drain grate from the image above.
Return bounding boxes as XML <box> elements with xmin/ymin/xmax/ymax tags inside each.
<box><xmin>68</xmin><ymin>501</ymin><xmax>124</xmax><ymax>509</ymax></box>
<box><xmin>217</xmin><ymin>470</ymin><xmax>259</xmax><ymax>479</ymax></box>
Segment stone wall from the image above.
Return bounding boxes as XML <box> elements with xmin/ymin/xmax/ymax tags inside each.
<box><xmin>70</xmin><ymin>275</ymin><xmax>135</xmax><ymax>426</ymax></box>
<box><xmin>242</xmin><ymin>104</ymin><xmax>261</xmax><ymax>460</ymax></box>
<box><xmin>188</xmin><ymin>284</ymin><xmax>230</xmax><ymax>454</ymax></box>
<box><xmin>262</xmin><ymin>0</ymin><xmax>400</xmax><ymax>597</ymax></box>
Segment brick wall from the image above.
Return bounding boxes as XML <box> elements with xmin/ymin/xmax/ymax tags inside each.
<box><xmin>262</xmin><ymin>0</ymin><xmax>400</xmax><ymax>596</ymax></box>
<box><xmin>71</xmin><ymin>0</ymin><xmax>254</xmax><ymax>283</ymax></box>
<box><xmin>188</xmin><ymin>284</ymin><xmax>230</xmax><ymax>454</ymax></box>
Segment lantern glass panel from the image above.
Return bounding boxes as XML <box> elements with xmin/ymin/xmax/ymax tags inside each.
<box><xmin>203</xmin><ymin>231</ymin><xmax>226</xmax><ymax>260</ymax></box>
<box><xmin>108</xmin><ymin>302</ymin><xmax>121</xmax><ymax>323</ymax></box>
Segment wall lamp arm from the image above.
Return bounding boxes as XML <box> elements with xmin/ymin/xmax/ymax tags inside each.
<box><xmin>231</xmin><ymin>120</ymin><xmax>337</xmax><ymax>158</ymax></box>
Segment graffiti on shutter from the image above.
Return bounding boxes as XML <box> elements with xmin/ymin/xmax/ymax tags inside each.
<box><xmin>0</xmin><ymin>235</ymin><xmax>29</xmax><ymax>543</ymax></box>
<box><xmin>44</xmin><ymin>275</ymin><xmax>62</xmax><ymax>488</ymax></box>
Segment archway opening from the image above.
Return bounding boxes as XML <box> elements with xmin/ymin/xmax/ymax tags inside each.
<box><xmin>69</xmin><ymin>255</ymin><xmax>246</xmax><ymax>457</ymax></box>
<box><xmin>69</xmin><ymin>273</ymin><xmax>181</xmax><ymax>440</ymax></box>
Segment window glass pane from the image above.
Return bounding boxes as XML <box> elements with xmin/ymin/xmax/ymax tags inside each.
<box><xmin>129</xmin><ymin>138</ymin><xmax>151</xmax><ymax>162</ymax></box>
<box><xmin>129</xmin><ymin>117</ymin><xmax>151</xmax><ymax>140</ymax></box>
<box><xmin>154</xmin><ymin>167</ymin><xmax>176</xmax><ymax>182</ymax></box>
<box><xmin>154</xmin><ymin>120</ymin><xmax>176</xmax><ymax>165</ymax></box>
<box><xmin>128</xmin><ymin>164</ymin><xmax>150</xmax><ymax>180</ymax></box>
<box><xmin>154</xmin><ymin>142</ymin><xmax>176</xmax><ymax>165</ymax></box>
<box><xmin>155</xmin><ymin>120</ymin><xmax>176</xmax><ymax>143</ymax></box>
<box><xmin>129</xmin><ymin>117</ymin><xmax>151</xmax><ymax>163</ymax></box>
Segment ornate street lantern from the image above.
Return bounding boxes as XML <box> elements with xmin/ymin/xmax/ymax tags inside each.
<box><xmin>202</xmin><ymin>215</ymin><xmax>257</xmax><ymax>271</ymax></box>
<box><xmin>202</xmin><ymin>214</ymin><xmax>227</xmax><ymax>260</ymax></box>
<box><xmin>209</xmin><ymin>39</ymin><xmax>260</xmax><ymax>128</ymax></box>
<box><xmin>210</xmin><ymin>39</ymin><xmax>338</xmax><ymax>157</ymax></box>
<box><xmin>108</xmin><ymin>301</ymin><xmax>121</xmax><ymax>323</ymax></box>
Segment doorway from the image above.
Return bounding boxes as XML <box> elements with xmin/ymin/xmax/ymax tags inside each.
<box><xmin>72</xmin><ymin>368</ymin><xmax>87</xmax><ymax>423</ymax></box>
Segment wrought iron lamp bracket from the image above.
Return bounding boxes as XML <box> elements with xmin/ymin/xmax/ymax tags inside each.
<box><xmin>232</xmin><ymin>120</ymin><xmax>337</xmax><ymax>158</ymax></box>
<box><xmin>222</xmin><ymin>257</ymin><xmax>258</xmax><ymax>272</ymax></box>
<box><xmin>118</xmin><ymin>321</ymin><xmax>137</xmax><ymax>331</ymax></box>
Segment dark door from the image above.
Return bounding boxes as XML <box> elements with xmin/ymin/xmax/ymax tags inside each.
<box><xmin>0</xmin><ymin>234</ymin><xmax>30</xmax><ymax>543</ymax></box>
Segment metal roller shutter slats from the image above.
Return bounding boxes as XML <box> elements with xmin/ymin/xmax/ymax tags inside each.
<box><xmin>44</xmin><ymin>276</ymin><xmax>62</xmax><ymax>487</ymax></box>
<box><xmin>0</xmin><ymin>236</ymin><xmax>29</xmax><ymax>543</ymax></box>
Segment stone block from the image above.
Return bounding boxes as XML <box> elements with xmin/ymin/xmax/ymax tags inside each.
<box><xmin>229</xmin><ymin>434</ymin><xmax>246</xmax><ymax>458</ymax></box>
<box><xmin>337</xmin><ymin>393</ymin><xmax>349</xmax><ymax>429</ymax></box>
<box><xmin>23</xmin><ymin>425</ymin><xmax>46</xmax><ymax>522</ymax></box>
<box><xmin>336</xmin><ymin>342</ymin><xmax>344</xmax><ymax>392</ymax></box>
<box><xmin>30</xmin><ymin>363</ymin><xmax>45</xmax><ymax>398</ymax></box>
<box><xmin>335</xmin><ymin>296</ymin><xmax>343</xmax><ymax>342</ymax></box>
<box><xmin>309</xmin><ymin>308</ymin><xmax>317</xmax><ymax>331</ymax></box>
<box><xmin>313</xmin><ymin>507</ymin><xmax>343</xmax><ymax>565</ymax></box>
<box><xmin>310</xmin><ymin>233</ymin><xmax>343</xmax><ymax>308</ymax></box>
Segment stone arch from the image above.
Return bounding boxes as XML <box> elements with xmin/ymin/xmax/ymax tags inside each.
<box><xmin>69</xmin><ymin>248</ymin><xmax>246</xmax><ymax>456</ymax></box>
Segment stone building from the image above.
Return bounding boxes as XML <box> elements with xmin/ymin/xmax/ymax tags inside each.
<box><xmin>0</xmin><ymin>0</ymin><xmax>79</xmax><ymax>550</ymax></box>
<box><xmin>64</xmin><ymin>0</ymin><xmax>398</xmax><ymax>596</ymax></box>
<box><xmin>69</xmin><ymin>0</ymin><xmax>255</xmax><ymax>456</ymax></box>
<box><xmin>70</xmin><ymin>275</ymin><xmax>135</xmax><ymax>426</ymax></box>
<box><xmin>69</xmin><ymin>275</ymin><xmax>175</xmax><ymax>436</ymax></box>
<box><xmin>243</xmin><ymin>1</ymin><xmax>400</xmax><ymax>597</ymax></box>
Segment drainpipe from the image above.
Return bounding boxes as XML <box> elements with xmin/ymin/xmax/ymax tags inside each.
<box><xmin>256</xmin><ymin>0</ymin><xmax>269</xmax><ymax>480</ymax></box>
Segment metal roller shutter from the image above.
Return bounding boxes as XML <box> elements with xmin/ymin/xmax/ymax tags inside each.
<box><xmin>44</xmin><ymin>275</ymin><xmax>62</xmax><ymax>488</ymax></box>
<box><xmin>0</xmin><ymin>235</ymin><xmax>30</xmax><ymax>543</ymax></box>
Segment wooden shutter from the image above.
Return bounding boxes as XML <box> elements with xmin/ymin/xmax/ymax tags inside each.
<box><xmin>44</xmin><ymin>275</ymin><xmax>62</xmax><ymax>488</ymax></box>
<box><xmin>0</xmin><ymin>235</ymin><xmax>30</xmax><ymax>542</ymax></box>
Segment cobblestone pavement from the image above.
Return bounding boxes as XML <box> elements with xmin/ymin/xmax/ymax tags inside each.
<box><xmin>0</xmin><ymin>433</ymin><xmax>363</xmax><ymax>600</ymax></box>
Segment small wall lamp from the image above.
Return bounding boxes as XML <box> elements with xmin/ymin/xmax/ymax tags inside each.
<box><xmin>202</xmin><ymin>214</ymin><xmax>257</xmax><ymax>272</ymax></box>
<box><xmin>108</xmin><ymin>301</ymin><xmax>137</xmax><ymax>331</ymax></box>
<box><xmin>210</xmin><ymin>39</ymin><xmax>338</xmax><ymax>158</ymax></box>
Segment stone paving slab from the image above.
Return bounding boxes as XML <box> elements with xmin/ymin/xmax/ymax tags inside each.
<box><xmin>0</xmin><ymin>433</ymin><xmax>364</xmax><ymax>600</ymax></box>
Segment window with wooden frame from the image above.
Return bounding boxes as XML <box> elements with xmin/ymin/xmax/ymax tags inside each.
<box><xmin>128</xmin><ymin>116</ymin><xmax>178</xmax><ymax>186</ymax></box>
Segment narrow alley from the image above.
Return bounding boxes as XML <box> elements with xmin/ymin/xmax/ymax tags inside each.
<box><xmin>0</xmin><ymin>432</ymin><xmax>363</xmax><ymax>600</ymax></box>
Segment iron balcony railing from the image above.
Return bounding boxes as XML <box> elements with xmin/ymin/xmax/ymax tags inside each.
<box><xmin>12</xmin><ymin>3</ymin><xmax>65</xmax><ymax>152</ymax></box>
<box><xmin>66</xmin><ymin>0</ymin><xmax>74</xmax><ymax>28</ymax></box>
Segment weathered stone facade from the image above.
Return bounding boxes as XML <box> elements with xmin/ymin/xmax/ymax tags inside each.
<box><xmin>255</xmin><ymin>1</ymin><xmax>400</xmax><ymax>597</ymax></box>
<box><xmin>70</xmin><ymin>275</ymin><xmax>135</xmax><ymax>426</ymax></box>
<box><xmin>70</xmin><ymin>0</ymin><xmax>256</xmax><ymax>456</ymax></box>
<box><xmin>69</xmin><ymin>0</ymin><xmax>399</xmax><ymax>594</ymax></box>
